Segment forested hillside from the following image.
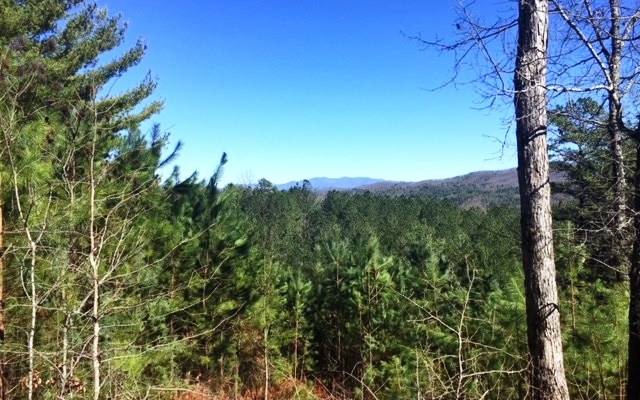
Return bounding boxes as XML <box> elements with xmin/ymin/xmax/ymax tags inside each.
<box><xmin>0</xmin><ymin>1</ymin><xmax>634</xmax><ymax>400</ymax></box>
<box><xmin>359</xmin><ymin>169</ymin><xmax>523</xmax><ymax>208</ymax></box>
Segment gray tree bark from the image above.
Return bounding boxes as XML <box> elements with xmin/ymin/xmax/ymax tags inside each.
<box><xmin>607</xmin><ymin>0</ymin><xmax>629</xmax><ymax>269</ymax></box>
<box><xmin>628</xmin><ymin>141</ymin><xmax>640</xmax><ymax>400</ymax></box>
<box><xmin>514</xmin><ymin>1</ymin><xmax>570</xmax><ymax>399</ymax></box>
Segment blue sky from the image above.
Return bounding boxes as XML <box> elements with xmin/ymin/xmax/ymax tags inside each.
<box><xmin>101</xmin><ymin>1</ymin><xmax>517</xmax><ymax>185</ymax></box>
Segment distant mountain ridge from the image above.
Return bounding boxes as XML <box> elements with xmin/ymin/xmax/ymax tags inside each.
<box><xmin>361</xmin><ymin>168</ymin><xmax>520</xmax><ymax>190</ymax></box>
<box><xmin>277</xmin><ymin>177</ymin><xmax>389</xmax><ymax>191</ymax></box>
<box><xmin>276</xmin><ymin>168</ymin><xmax>566</xmax><ymax>209</ymax></box>
<box><xmin>277</xmin><ymin>169</ymin><xmax>521</xmax><ymax>192</ymax></box>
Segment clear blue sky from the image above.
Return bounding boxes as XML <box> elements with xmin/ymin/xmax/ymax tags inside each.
<box><xmin>100</xmin><ymin>1</ymin><xmax>517</xmax><ymax>185</ymax></box>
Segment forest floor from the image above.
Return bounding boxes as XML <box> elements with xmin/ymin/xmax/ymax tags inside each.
<box><xmin>173</xmin><ymin>377</ymin><xmax>336</xmax><ymax>400</ymax></box>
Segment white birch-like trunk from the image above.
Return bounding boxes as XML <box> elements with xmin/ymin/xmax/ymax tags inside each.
<box><xmin>61</xmin><ymin>288</ymin><xmax>70</xmax><ymax>398</ymax></box>
<box><xmin>607</xmin><ymin>0</ymin><xmax>628</xmax><ymax>241</ymax></box>
<box><xmin>264</xmin><ymin>326</ymin><xmax>269</xmax><ymax>400</ymax></box>
<box><xmin>28</xmin><ymin>242</ymin><xmax>36</xmax><ymax>400</ymax></box>
<box><xmin>9</xmin><ymin>168</ymin><xmax>40</xmax><ymax>400</ymax></box>
<box><xmin>91</xmin><ymin>256</ymin><xmax>99</xmax><ymax>400</ymax></box>
<box><xmin>89</xmin><ymin>101</ymin><xmax>101</xmax><ymax>400</ymax></box>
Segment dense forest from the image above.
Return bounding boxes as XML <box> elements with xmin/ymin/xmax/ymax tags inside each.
<box><xmin>0</xmin><ymin>1</ymin><xmax>637</xmax><ymax>399</ymax></box>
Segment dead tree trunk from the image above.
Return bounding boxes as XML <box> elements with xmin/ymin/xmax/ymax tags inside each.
<box><xmin>628</xmin><ymin>137</ymin><xmax>640</xmax><ymax>400</ymax></box>
<box><xmin>514</xmin><ymin>1</ymin><xmax>570</xmax><ymax>399</ymax></box>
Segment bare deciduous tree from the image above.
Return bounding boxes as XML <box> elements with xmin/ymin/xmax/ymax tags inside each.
<box><xmin>548</xmin><ymin>0</ymin><xmax>640</xmax><ymax>275</ymax></box>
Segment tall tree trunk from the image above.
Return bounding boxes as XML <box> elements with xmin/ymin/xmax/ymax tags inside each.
<box><xmin>627</xmin><ymin>140</ymin><xmax>640</xmax><ymax>400</ymax></box>
<box><xmin>0</xmin><ymin>197</ymin><xmax>5</xmax><ymax>400</ymax></box>
<box><xmin>514</xmin><ymin>1</ymin><xmax>570</xmax><ymax>399</ymax></box>
<box><xmin>90</xmin><ymin>106</ymin><xmax>100</xmax><ymax>400</ymax></box>
<box><xmin>27</xmin><ymin>241</ymin><xmax>37</xmax><ymax>400</ymax></box>
<box><xmin>61</xmin><ymin>289</ymin><xmax>71</xmax><ymax>398</ymax></box>
<box><xmin>9</xmin><ymin>160</ymin><xmax>41</xmax><ymax>400</ymax></box>
<box><xmin>91</xmin><ymin>259</ymin><xmax>100</xmax><ymax>400</ymax></box>
<box><xmin>607</xmin><ymin>0</ymin><xmax>628</xmax><ymax>270</ymax></box>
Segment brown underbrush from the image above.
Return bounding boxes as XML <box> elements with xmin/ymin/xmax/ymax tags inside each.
<box><xmin>172</xmin><ymin>376</ymin><xmax>336</xmax><ymax>400</ymax></box>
